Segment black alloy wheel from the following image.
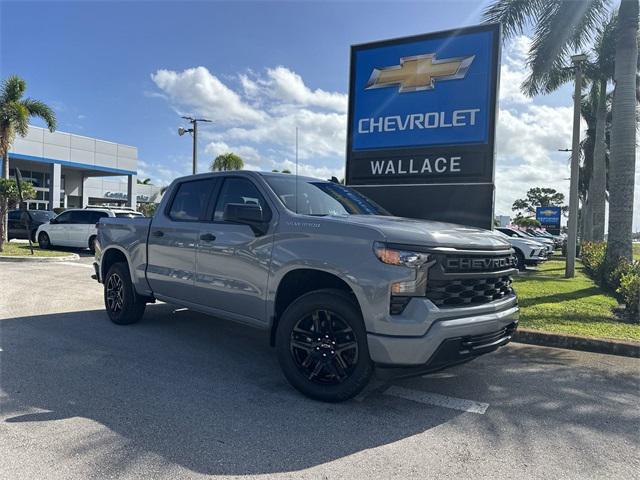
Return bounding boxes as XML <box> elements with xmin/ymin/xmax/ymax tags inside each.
<box><xmin>106</xmin><ymin>272</ymin><xmax>125</xmax><ymax>314</ymax></box>
<box><xmin>290</xmin><ymin>309</ymin><xmax>359</xmax><ymax>385</ymax></box>
<box><xmin>276</xmin><ymin>289</ymin><xmax>372</xmax><ymax>402</ymax></box>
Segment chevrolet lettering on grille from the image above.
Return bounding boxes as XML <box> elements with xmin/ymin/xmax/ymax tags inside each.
<box><xmin>445</xmin><ymin>256</ymin><xmax>513</xmax><ymax>272</ymax></box>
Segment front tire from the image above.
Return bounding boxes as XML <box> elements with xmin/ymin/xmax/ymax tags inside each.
<box><xmin>276</xmin><ymin>289</ymin><xmax>373</xmax><ymax>402</ymax></box>
<box><xmin>104</xmin><ymin>262</ymin><xmax>145</xmax><ymax>325</ymax></box>
<box><xmin>38</xmin><ymin>232</ymin><xmax>51</xmax><ymax>249</ymax></box>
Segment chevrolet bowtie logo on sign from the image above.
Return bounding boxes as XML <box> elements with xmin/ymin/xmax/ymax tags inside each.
<box><xmin>365</xmin><ymin>54</ymin><xmax>475</xmax><ymax>93</ymax></box>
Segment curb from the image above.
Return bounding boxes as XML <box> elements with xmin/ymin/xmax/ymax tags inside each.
<box><xmin>513</xmin><ymin>328</ymin><xmax>640</xmax><ymax>358</ymax></box>
<box><xmin>0</xmin><ymin>253</ymin><xmax>80</xmax><ymax>263</ymax></box>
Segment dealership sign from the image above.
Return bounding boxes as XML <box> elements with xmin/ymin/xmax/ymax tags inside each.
<box><xmin>346</xmin><ymin>24</ymin><xmax>500</xmax><ymax>229</ymax></box>
<box><xmin>536</xmin><ymin>206</ymin><xmax>562</xmax><ymax>234</ymax></box>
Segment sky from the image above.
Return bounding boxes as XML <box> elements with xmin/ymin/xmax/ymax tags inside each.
<box><xmin>1</xmin><ymin>0</ymin><xmax>638</xmax><ymax>229</ymax></box>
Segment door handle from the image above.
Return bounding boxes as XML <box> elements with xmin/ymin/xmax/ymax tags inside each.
<box><xmin>199</xmin><ymin>233</ymin><xmax>216</xmax><ymax>242</ymax></box>
<box><xmin>151</xmin><ymin>230</ymin><xmax>164</xmax><ymax>237</ymax></box>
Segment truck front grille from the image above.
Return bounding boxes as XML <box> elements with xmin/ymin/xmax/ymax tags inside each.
<box><xmin>426</xmin><ymin>275</ymin><xmax>514</xmax><ymax>307</ymax></box>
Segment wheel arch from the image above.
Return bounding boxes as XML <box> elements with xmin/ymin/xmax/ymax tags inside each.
<box><xmin>270</xmin><ymin>268</ymin><xmax>362</xmax><ymax>346</ymax></box>
<box><xmin>101</xmin><ymin>246</ymin><xmax>134</xmax><ymax>285</ymax></box>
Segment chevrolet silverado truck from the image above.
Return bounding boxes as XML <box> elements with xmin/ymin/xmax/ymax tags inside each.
<box><xmin>94</xmin><ymin>171</ymin><xmax>519</xmax><ymax>402</ymax></box>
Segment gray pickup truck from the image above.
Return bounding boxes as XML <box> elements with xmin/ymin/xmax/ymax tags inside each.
<box><xmin>94</xmin><ymin>171</ymin><xmax>518</xmax><ymax>401</ymax></box>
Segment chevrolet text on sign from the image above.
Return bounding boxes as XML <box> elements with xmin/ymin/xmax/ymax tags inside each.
<box><xmin>346</xmin><ymin>24</ymin><xmax>500</xmax><ymax>229</ymax></box>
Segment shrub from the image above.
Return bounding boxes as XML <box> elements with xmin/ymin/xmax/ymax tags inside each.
<box><xmin>580</xmin><ymin>241</ymin><xmax>606</xmax><ymax>280</ymax></box>
<box><xmin>616</xmin><ymin>261</ymin><xmax>640</xmax><ymax>321</ymax></box>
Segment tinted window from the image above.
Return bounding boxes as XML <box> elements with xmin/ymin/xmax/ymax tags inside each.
<box><xmin>214</xmin><ymin>178</ymin><xmax>269</xmax><ymax>221</ymax></box>
<box><xmin>68</xmin><ymin>211</ymin><xmax>93</xmax><ymax>224</ymax></box>
<box><xmin>54</xmin><ymin>211</ymin><xmax>73</xmax><ymax>224</ymax></box>
<box><xmin>88</xmin><ymin>211</ymin><xmax>109</xmax><ymax>223</ymax></box>
<box><xmin>264</xmin><ymin>175</ymin><xmax>389</xmax><ymax>216</ymax></box>
<box><xmin>8</xmin><ymin>211</ymin><xmax>21</xmax><ymax>221</ymax></box>
<box><xmin>168</xmin><ymin>179</ymin><xmax>215</xmax><ymax>221</ymax></box>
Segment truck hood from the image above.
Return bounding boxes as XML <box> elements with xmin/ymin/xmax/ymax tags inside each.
<box><xmin>331</xmin><ymin>215</ymin><xmax>511</xmax><ymax>251</ymax></box>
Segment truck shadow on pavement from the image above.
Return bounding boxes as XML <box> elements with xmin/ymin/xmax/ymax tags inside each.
<box><xmin>2</xmin><ymin>303</ymin><xmax>638</xmax><ymax>477</ymax></box>
<box><xmin>1</xmin><ymin>303</ymin><xmax>460</xmax><ymax>476</ymax></box>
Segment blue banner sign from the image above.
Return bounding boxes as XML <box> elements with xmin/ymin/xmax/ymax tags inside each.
<box><xmin>346</xmin><ymin>24</ymin><xmax>500</xmax><ymax>229</ymax></box>
<box><xmin>536</xmin><ymin>207</ymin><xmax>562</xmax><ymax>227</ymax></box>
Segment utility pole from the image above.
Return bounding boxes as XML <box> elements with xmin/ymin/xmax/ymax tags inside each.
<box><xmin>178</xmin><ymin>116</ymin><xmax>211</xmax><ymax>175</ymax></box>
<box><xmin>566</xmin><ymin>54</ymin><xmax>586</xmax><ymax>278</ymax></box>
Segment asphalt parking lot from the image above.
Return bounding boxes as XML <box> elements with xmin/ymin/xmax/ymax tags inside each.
<box><xmin>1</xmin><ymin>255</ymin><xmax>639</xmax><ymax>479</ymax></box>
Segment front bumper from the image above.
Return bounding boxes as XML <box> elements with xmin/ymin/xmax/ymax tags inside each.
<box><xmin>367</xmin><ymin>303</ymin><xmax>519</xmax><ymax>366</ymax></box>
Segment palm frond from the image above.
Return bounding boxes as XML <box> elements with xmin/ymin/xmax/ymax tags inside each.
<box><xmin>0</xmin><ymin>75</ymin><xmax>27</xmax><ymax>105</ymax></box>
<box><xmin>21</xmin><ymin>98</ymin><xmax>57</xmax><ymax>132</ymax></box>
<box><xmin>521</xmin><ymin>61</ymin><xmax>574</xmax><ymax>97</ymax></box>
<box><xmin>526</xmin><ymin>0</ymin><xmax>610</xmax><ymax>93</ymax></box>
<box><xmin>482</xmin><ymin>0</ymin><xmax>546</xmax><ymax>40</ymax></box>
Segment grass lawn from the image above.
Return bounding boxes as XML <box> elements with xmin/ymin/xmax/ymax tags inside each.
<box><xmin>0</xmin><ymin>241</ymin><xmax>69</xmax><ymax>257</ymax></box>
<box><xmin>633</xmin><ymin>242</ymin><xmax>639</xmax><ymax>260</ymax></box>
<box><xmin>513</xmin><ymin>258</ymin><xmax>640</xmax><ymax>342</ymax></box>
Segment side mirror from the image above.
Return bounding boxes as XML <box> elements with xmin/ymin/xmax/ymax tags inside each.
<box><xmin>49</xmin><ymin>218</ymin><xmax>58</xmax><ymax>224</ymax></box>
<box><xmin>511</xmin><ymin>233</ymin><xmax>518</xmax><ymax>238</ymax></box>
<box><xmin>223</xmin><ymin>203</ymin><xmax>269</xmax><ymax>235</ymax></box>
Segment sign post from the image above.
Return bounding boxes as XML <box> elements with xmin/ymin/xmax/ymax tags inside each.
<box><xmin>346</xmin><ymin>24</ymin><xmax>501</xmax><ymax>229</ymax></box>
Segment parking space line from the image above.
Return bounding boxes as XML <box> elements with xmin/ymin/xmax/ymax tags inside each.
<box><xmin>384</xmin><ymin>386</ymin><xmax>489</xmax><ymax>414</ymax></box>
<box><xmin>58</xmin><ymin>262</ymin><xmax>93</xmax><ymax>268</ymax></box>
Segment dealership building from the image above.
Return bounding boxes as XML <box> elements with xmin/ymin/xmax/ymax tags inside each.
<box><xmin>7</xmin><ymin>125</ymin><xmax>162</xmax><ymax>210</ymax></box>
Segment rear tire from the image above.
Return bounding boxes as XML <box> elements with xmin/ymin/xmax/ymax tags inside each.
<box><xmin>104</xmin><ymin>261</ymin><xmax>145</xmax><ymax>325</ymax></box>
<box><xmin>38</xmin><ymin>232</ymin><xmax>51</xmax><ymax>249</ymax></box>
<box><xmin>88</xmin><ymin>235</ymin><xmax>97</xmax><ymax>254</ymax></box>
<box><xmin>276</xmin><ymin>289</ymin><xmax>373</xmax><ymax>402</ymax></box>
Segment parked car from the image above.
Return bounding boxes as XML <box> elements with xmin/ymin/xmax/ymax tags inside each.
<box><xmin>494</xmin><ymin>230</ymin><xmax>547</xmax><ymax>271</ymax></box>
<box><xmin>94</xmin><ymin>171</ymin><xmax>519</xmax><ymax>402</ymax></box>
<box><xmin>526</xmin><ymin>229</ymin><xmax>563</xmax><ymax>248</ymax></box>
<box><xmin>8</xmin><ymin>209</ymin><xmax>55</xmax><ymax>242</ymax></box>
<box><xmin>498</xmin><ymin>227</ymin><xmax>555</xmax><ymax>254</ymax></box>
<box><xmin>37</xmin><ymin>207</ymin><xmax>143</xmax><ymax>253</ymax></box>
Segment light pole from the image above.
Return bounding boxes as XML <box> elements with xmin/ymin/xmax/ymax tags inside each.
<box><xmin>565</xmin><ymin>54</ymin><xmax>587</xmax><ymax>278</ymax></box>
<box><xmin>178</xmin><ymin>116</ymin><xmax>211</xmax><ymax>175</ymax></box>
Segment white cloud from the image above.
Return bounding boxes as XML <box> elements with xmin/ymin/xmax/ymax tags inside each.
<box><xmin>151</xmin><ymin>67</ymin><xmax>265</xmax><ymax>125</ymax></box>
<box><xmin>499</xmin><ymin>35</ymin><xmax>531</xmax><ymax>105</ymax></box>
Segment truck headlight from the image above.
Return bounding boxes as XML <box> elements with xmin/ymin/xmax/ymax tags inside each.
<box><xmin>373</xmin><ymin>242</ymin><xmax>430</xmax><ymax>268</ymax></box>
<box><xmin>373</xmin><ymin>242</ymin><xmax>432</xmax><ymax>297</ymax></box>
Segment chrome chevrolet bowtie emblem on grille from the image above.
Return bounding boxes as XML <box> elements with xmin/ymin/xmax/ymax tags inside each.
<box><xmin>365</xmin><ymin>53</ymin><xmax>475</xmax><ymax>93</ymax></box>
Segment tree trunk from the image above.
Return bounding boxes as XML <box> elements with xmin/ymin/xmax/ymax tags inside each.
<box><xmin>583</xmin><ymin>197</ymin><xmax>593</xmax><ymax>242</ymax></box>
<box><xmin>590</xmin><ymin>78</ymin><xmax>608</xmax><ymax>242</ymax></box>
<box><xmin>1</xmin><ymin>150</ymin><xmax>8</xmax><ymax>243</ymax></box>
<box><xmin>606</xmin><ymin>0</ymin><xmax>638</xmax><ymax>264</ymax></box>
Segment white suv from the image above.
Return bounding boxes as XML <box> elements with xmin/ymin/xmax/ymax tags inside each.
<box><xmin>37</xmin><ymin>207</ymin><xmax>143</xmax><ymax>252</ymax></box>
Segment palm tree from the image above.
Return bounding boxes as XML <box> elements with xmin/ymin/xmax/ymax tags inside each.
<box><xmin>0</xmin><ymin>75</ymin><xmax>56</xmax><ymax>241</ymax></box>
<box><xmin>483</xmin><ymin>0</ymin><xmax>610</xmax><ymax>97</ymax></box>
<box><xmin>606</xmin><ymin>0</ymin><xmax>638</xmax><ymax>264</ymax></box>
<box><xmin>210</xmin><ymin>152</ymin><xmax>244</xmax><ymax>172</ymax></box>
<box><xmin>484</xmin><ymin>0</ymin><xmax>638</xmax><ymax>263</ymax></box>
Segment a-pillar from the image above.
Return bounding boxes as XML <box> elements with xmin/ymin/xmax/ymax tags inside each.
<box><xmin>48</xmin><ymin>163</ymin><xmax>61</xmax><ymax>211</ymax></box>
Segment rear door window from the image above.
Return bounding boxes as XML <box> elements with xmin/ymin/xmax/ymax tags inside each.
<box><xmin>168</xmin><ymin>179</ymin><xmax>216</xmax><ymax>221</ymax></box>
<box><xmin>213</xmin><ymin>177</ymin><xmax>270</xmax><ymax>221</ymax></box>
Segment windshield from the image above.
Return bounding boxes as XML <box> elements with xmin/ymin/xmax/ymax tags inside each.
<box><xmin>264</xmin><ymin>176</ymin><xmax>390</xmax><ymax>216</ymax></box>
<box><xmin>29</xmin><ymin>210</ymin><xmax>55</xmax><ymax>222</ymax></box>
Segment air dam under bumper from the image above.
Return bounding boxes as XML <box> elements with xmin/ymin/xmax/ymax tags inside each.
<box><xmin>367</xmin><ymin>304</ymin><xmax>519</xmax><ymax>367</ymax></box>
